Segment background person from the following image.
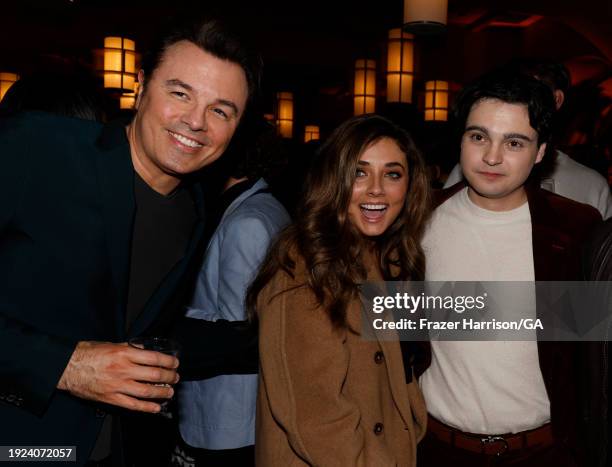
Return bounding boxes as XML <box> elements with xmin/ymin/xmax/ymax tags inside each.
<box><xmin>0</xmin><ymin>69</ymin><xmax>105</xmax><ymax>121</ymax></box>
<box><xmin>175</xmin><ymin>119</ymin><xmax>290</xmax><ymax>467</ymax></box>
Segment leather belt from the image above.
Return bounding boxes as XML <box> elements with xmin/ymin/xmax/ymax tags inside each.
<box><xmin>427</xmin><ymin>415</ymin><xmax>555</xmax><ymax>457</ymax></box>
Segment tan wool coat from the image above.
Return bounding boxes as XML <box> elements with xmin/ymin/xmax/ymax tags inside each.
<box><xmin>256</xmin><ymin>255</ymin><xmax>427</xmax><ymax>466</ymax></box>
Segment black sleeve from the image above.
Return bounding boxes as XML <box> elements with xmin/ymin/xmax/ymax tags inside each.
<box><xmin>582</xmin><ymin>218</ymin><xmax>612</xmax><ymax>280</ymax></box>
<box><xmin>0</xmin><ymin>314</ymin><xmax>76</xmax><ymax>415</ymax></box>
<box><xmin>171</xmin><ymin>317</ymin><xmax>258</xmax><ymax>381</ymax></box>
<box><xmin>0</xmin><ymin>115</ymin><xmax>78</xmax><ymax>416</ymax></box>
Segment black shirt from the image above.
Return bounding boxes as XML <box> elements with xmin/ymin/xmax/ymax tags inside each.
<box><xmin>125</xmin><ymin>173</ymin><xmax>198</xmax><ymax>329</ymax></box>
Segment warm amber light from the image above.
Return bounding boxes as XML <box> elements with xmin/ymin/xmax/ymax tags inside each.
<box><xmin>123</xmin><ymin>39</ymin><xmax>136</xmax><ymax>76</ymax></box>
<box><xmin>123</xmin><ymin>38</ymin><xmax>135</xmax><ymax>52</ymax></box>
<box><xmin>119</xmin><ymin>82</ymin><xmax>139</xmax><ymax>110</ymax></box>
<box><xmin>304</xmin><ymin>125</ymin><xmax>320</xmax><ymax>143</ymax></box>
<box><xmin>354</xmin><ymin>59</ymin><xmax>376</xmax><ymax>115</ymax></box>
<box><xmin>434</xmin><ymin>109</ymin><xmax>448</xmax><ymax>120</ymax></box>
<box><xmin>119</xmin><ymin>94</ymin><xmax>135</xmax><ymax>110</ymax></box>
<box><xmin>386</xmin><ymin>29</ymin><xmax>414</xmax><ymax>103</ymax></box>
<box><xmin>424</xmin><ymin>80</ymin><xmax>449</xmax><ymax>121</ymax></box>
<box><xmin>404</xmin><ymin>0</ymin><xmax>448</xmax><ymax>32</ymax></box>
<box><xmin>0</xmin><ymin>72</ymin><xmax>19</xmax><ymax>101</ymax></box>
<box><xmin>104</xmin><ymin>38</ymin><xmax>122</xmax><ymax>69</ymax></box>
<box><xmin>102</xmin><ymin>36</ymin><xmax>137</xmax><ymax>91</ymax></box>
<box><xmin>276</xmin><ymin>92</ymin><xmax>294</xmax><ymax>138</ymax></box>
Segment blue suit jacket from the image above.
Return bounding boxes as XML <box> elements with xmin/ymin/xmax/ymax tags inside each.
<box><xmin>0</xmin><ymin>112</ymin><xmax>206</xmax><ymax>465</ymax></box>
<box><xmin>178</xmin><ymin>178</ymin><xmax>290</xmax><ymax>449</ymax></box>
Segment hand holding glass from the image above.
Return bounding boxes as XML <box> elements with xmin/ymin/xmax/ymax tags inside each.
<box><xmin>128</xmin><ymin>337</ymin><xmax>180</xmax><ymax>415</ymax></box>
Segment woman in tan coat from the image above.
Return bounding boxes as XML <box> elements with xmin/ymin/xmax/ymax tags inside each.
<box><xmin>247</xmin><ymin>114</ymin><xmax>430</xmax><ymax>466</ymax></box>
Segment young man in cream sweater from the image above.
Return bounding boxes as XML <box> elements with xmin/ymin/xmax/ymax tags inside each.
<box><xmin>417</xmin><ymin>70</ymin><xmax>601</xmax><ymax>466</ymax></box>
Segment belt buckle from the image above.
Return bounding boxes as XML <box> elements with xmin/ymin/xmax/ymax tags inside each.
<box><xmin>481</xmin><ymin>435</ymin><xmax>509</xmax><ymax>456</ymax></box>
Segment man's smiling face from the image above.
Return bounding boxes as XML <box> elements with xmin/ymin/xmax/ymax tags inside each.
<box><xmin>129</xmin><ymin>40</ymin><xmax>248</xmax><ymax>194</ymax></box>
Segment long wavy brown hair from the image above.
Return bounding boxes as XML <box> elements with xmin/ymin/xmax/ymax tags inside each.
<box><xmin>246</xmin><ymin>114</ymin><xmax>431</xmax><ymax>328</ymax></box>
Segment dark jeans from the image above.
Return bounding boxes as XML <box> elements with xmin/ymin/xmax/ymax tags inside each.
<box><xmin>174</xmin><ymin>436</ymin><xmax>254</xmax><ymax>467</ymax></box>
<box><xmin>418</xmin><ymin>430</ymin><xmax>579</xmax><ymax>467</ymax></box>
<box><xmin>123</xmin><ymin>411</ymin><xmax>177</xmax><ymax>467</ymax></box>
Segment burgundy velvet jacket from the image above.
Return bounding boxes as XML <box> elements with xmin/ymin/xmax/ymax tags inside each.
<box><xmin>414</xmin><ymin>181</ymin><xmax>603</xmax><ymax>459</ymax></box>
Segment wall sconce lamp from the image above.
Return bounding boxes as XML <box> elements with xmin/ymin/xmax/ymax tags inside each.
<box><xmin>386</xmin><ymin>29</ymin><xmax>414</xmax><ymax>104</ymax></box>
<box><xmin>102</xmin><ymin>37</ymin><xmax>136</xmax><ymax>91</ymax></box>
<box><xmin>354</xmin><ymin>59</ymin><xmax>376</xmax><ymax>115</ymax></box>
<box><xmin>424</xmin><ymin>80</ymin><xmax>449</xmax><ymax>121</ymax></box>
<box><xmin>304</xmin><ymin>125</ymin><xmax>320</xmax><ymax>143</ymax></box>
<box><xmin>276</xmin><ymin>92</ymin><xmax>294</xmax><ymax>138</ymax></box>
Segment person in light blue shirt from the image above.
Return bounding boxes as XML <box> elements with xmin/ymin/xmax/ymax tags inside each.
<box><xmin>176</xmin><ymin>122</ymin><xmax>290</xmax><ymax>467</ymax></box>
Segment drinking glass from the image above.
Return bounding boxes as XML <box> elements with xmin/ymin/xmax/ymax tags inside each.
<box><xmin>128</xmin><ymin>337</ymin><xmax>180</xmax><ymax>417</ymax></box>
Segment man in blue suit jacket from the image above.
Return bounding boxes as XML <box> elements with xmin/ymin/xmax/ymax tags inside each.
<box><xmin>0</xmin><ymin>17</ymin><xmax>260</xmax><ymax>466</ymax></box>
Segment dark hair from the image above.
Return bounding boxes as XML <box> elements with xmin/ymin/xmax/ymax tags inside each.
<box><xmin>141</xmin><ymin>17</ymin><xmax>262</xmax><ymax>112</ymax></box>
<box><xmin>0</xmin><ymin>71</ymin><xmax>103</xmax><ymax>121</ymax></box>
<box><xmin>246</xmin><ymin>114</ymin><xmax>431</xmax><ymax>329</ymax></box>
<box><xmin>222</xmin><ymin>117</ymin><xmax>285</xmax><ymax>182</ymax></box>
<box><xmin>453</xmin><ymin>70</ymin><xmax>556</xmax><ymax>147</ymax></box>
<box><xmin>509</xmin><ymin>58</ymin><xmax>571</xmax><ymax>94</ymax></box>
